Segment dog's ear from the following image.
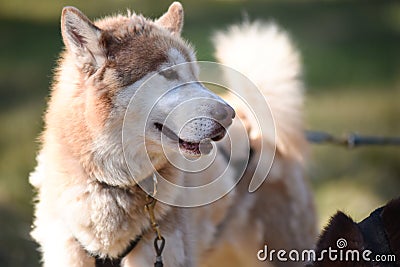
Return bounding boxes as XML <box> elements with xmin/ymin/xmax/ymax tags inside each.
<box><xmin>61</xmin><ymin>7</ymin><xmax>105</xmax><ymax>71</ymax></box>
<box><xmin>155</xmin><ymin>2</ymin><xmax>184</xmax><ymax>35</ymax></box>
<box><xmin>311</xmin><ymin>212</ymin><xmax>366</xmax><ymax>267</ymax></box>
<box><xmin>317</xmin><ymin>211</ymin><xmax>364</xmax><ymax>250</ymax></box>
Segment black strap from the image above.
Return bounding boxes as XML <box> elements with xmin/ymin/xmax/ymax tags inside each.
<box><xmin>94</xmin><ymin>235</ymin><xmax>142</xmax><ymax>267</ymax></box>
<box><xmin>95</xmin><ymin>257</ymin><xmax>121</xmax><ymax>267</ymax></box>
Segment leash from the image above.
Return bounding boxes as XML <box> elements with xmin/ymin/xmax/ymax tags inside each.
<box><xmin>306</xmin><ymin>131</ymin><xmax>400</xmax><ymax>148</ymax></box>
<box><xmin>145</xmin><ymin>195</ymin><xmax>166</xmax><ymax>267</ymax></box>
<box><xmin>144</xmin><ymin>173</ymin><xmax>166</xmax><ymax>267</ymax></box>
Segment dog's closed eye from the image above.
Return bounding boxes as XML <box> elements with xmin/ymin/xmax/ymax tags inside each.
<box><xmin>160</xmin><ymin>68</ymin><xmax>179</xmax><ymax>80</ymax></box>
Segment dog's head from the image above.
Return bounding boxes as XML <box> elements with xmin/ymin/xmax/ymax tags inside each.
<box><xmin>308</xmin><ymin>198</ymin><xmax>400</xmax><ymax>267</ymax></box>
<box><xmin>58</xmin><ymin>3</ymin><xmax>234</xmax><ymax>184</ymax></box>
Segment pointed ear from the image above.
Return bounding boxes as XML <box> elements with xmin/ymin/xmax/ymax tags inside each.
<box><xmin>155</xmin><ymin>2</ymin><xmax>184</xmax><ymax>35</ymax></box>
<box><xmin>61</xmin><ymin>7</ymin><xmax>105</xmax><ymax>70</ymax></box>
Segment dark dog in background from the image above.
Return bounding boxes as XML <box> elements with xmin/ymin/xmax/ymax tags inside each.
<box><xmin>308</xmin><ymin>197</ymin><xmax>400</xmax><ymax>267</ymax></box>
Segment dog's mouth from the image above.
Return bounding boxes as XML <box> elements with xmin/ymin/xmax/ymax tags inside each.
<box><xmin>154</xmin><ymin>122</ymin><xmax>226</xmax><ymax>155</ymax></box>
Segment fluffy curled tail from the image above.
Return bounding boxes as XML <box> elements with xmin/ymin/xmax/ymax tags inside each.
<box><xmin>213</xmin><ymin>21</ymin><xmax>307</xmax><ymax>161</ymax></box>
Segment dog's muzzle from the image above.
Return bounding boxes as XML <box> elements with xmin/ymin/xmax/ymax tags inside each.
<box><xmin>155</xmin><ymin>101</ymin><xmax>234</xmax><ymax>155</ymax></box>
<box><xmin>152</xmin><ymin>81</ymin><xmax>235</xmax><ymax>155</ymax></box>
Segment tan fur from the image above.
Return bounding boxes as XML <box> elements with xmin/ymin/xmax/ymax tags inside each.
<box><xmin>31</xmin><ymin>3</ymin><xmax>316</xmax><ymax>267</ymax></box>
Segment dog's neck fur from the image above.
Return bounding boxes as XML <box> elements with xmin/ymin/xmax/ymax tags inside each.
<box><xmin>37</xmin><ymin>133</ymin><xmax>176</xmax><ymax>259</ymax></box>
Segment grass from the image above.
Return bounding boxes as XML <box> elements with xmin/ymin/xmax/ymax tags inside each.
<box><xmin>0</xmin><ymin>1</ymin><xmax>399</xmax><ymax>266</ymax></box>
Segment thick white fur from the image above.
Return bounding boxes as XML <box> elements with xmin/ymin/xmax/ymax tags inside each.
<box><xmin>213</xmin><ymin>22</ymin><xmax>306</xmax><ymax>161</ymax></box>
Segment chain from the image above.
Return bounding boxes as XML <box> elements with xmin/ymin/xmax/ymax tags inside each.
<box><xmin>144</xmin><ymin>180</ymin><xmax>165</xmax><ymax>267</ymax></box>
<box><xmin>306</xmin><ymin>131</ymin><xmax>400</xmax><ymax>148</ymax></box>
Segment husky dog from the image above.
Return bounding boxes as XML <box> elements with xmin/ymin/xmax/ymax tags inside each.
<box><xmin>30</xmin><ymin>2</ymin><xmax>316</xmax><ymax>266</ymax></box>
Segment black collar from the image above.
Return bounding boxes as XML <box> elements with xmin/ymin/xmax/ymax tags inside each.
<box><xmin>91</xmin><ymin>235</ymin><xmax>142</xmax><ymax>267</ymax></box>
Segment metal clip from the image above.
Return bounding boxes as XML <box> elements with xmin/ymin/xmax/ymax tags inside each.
<box><xmin>151</xmin><ymin>173</ymin><xmax>158</xmax><ymax>197</ymax></box>
<box><xmin>144</xmin><ymin>194</ymin><xmax>165</xmax><ymax>267</ymax></box>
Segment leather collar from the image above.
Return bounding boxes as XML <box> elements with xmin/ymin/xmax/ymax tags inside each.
<box><xmin>89</xmin><ymin>235</ymin><xmax>143</xmax><ymax>267</ymax></box>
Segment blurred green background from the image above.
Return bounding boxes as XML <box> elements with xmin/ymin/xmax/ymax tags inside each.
<box><xmin>0</xmin><ymin>0</ymin><xmax>399</xmax><ymax>266</ymax></box>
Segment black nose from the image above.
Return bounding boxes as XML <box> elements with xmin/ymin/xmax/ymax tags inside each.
<box><xmin>211</xmin><ymin>104</ymin><xmax>235</xmax><ymax>126</ymax></box>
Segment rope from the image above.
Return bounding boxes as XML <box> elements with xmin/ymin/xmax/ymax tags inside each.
<box><xmin>305</xmin><ymin>131</ymin><xmax>400</xmax><ymax>148</ymax></box>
